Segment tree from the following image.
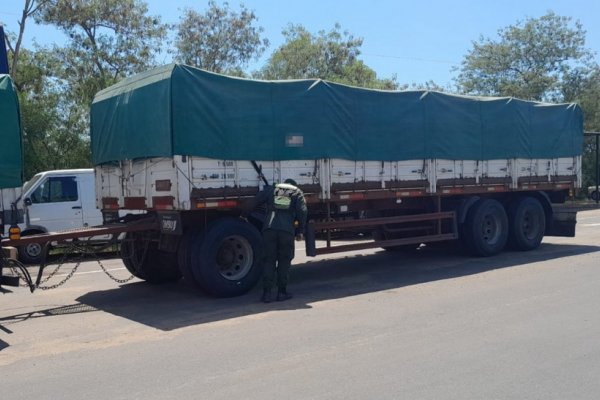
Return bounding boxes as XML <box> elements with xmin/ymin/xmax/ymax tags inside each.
<box><xmin>455</xmin><ymin>12</ymin><xmax>593</xmax><ymax>101</ymax></box>
<box><xmin>2</xmin><ymin>0</ymin><xmax>50</xmax><ymax>80</ymax></box>
<box><xmin>563</xmin><ymin>66</ymin><xmax>600</xmax><ymax>191</ymax></box>
<box><xmin>174</xmin><ymin>1</ymin><xmax>269</xmax><ymax>74</ymax></box>
<box><xmin>2</xmin><ymin>0</ymin><xmax>166</xmax><ymax>177</ymax></box>
<box><xmin>258</xmin><ymin>24</ymin><xmax>397</xmax><ymax>90</ymax></box>
<box><xmin>11</xmin><ymin>48</ymin><xmax>90</xmax><ymax>179</ymax></box>
<box><xmin>36</xmin><ymin>0</ymin><xmax>167</xmax><ymax>105</ymax></box>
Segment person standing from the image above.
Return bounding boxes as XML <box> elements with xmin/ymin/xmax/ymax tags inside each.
<box><xmin>244</xmin><ymin>178</ymin><xmax>307</xmax><ymax>303</ymax></box>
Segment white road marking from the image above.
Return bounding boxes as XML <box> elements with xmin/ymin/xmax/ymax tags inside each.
<box><xmin>53</xmin><ymin>267</ymin><xmax>128</xmax><ymax>277</ymax></box>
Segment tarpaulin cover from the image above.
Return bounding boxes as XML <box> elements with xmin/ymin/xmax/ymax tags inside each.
<box><xmin>90</xmin><ymin>64</ymin><xmax>583</xmax><ymax>165</ymax></box>
<box><xmin>0</xmin><ymin>74</ymin><xmax>23</xmax><ymax>188</ymax></box>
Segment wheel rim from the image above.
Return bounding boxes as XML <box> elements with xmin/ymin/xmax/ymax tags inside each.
<box><xmin>521</xmin><ymin>209</ymin><xmax>541</xmax><ymax>240</ymax></box>
<box><xmin>216</xmin><ymin>235</ymin><xmax>253</xmax><ymax>281</ymax></box>
<box><xmin>26</xmin><ymin>243</ymin><xmax>42</xmax><ymax>258</ymax></box>
<box><xmin>481</xmin><ymin>212</ymin><xmax>502</xmax><ymax>245</ymax></box>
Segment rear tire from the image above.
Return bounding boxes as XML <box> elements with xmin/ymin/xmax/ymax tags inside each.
<box><xmin>462</xmin><ymin>199</ymin><xmax>508</xmax><ymax>257</ymax></box>
<box><xmin>508</xmin><ymin>197</ymin><xmax>545</xmax><ymax>251</ymax></box>
<box><xmin>18</xmin><ymin>230</ymin><xmax>49</xmax><ymax>264</ymax></box>
<box><xmin>120</xmin><ymin>232</ymin><xmax>181</xmax><ymax>284</ymax></box>
<box><xmin>189</xmin><ymin>218</ymin><xmax>263</xmax><ymax>297</ymax></box>
<box><xmin>177</xmin><ymin>228</ymin><xmax>202</xmax><ymax>286</ymax></box>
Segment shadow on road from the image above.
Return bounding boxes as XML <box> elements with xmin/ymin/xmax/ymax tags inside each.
<box><xmin>69</xmin><ymin>242</ymin><xmax>600</xmax><ymax>331</ymax></box>
<box><xmin>0</xmin><ymin>303</ymin><xmax>99</xmax><ymax>330</ymax></box>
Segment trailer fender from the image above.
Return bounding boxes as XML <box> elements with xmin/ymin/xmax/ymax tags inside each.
<box><xmin>22</xmin><ymin>226</ymin><xmax>48</xmax><ymax>235</ymax></box>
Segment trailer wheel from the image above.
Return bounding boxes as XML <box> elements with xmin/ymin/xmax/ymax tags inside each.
<box><xmin>177</xmin><ymin>228</ymin><xmax>201</xmax><ymax>286</ymax></box>
<box><xmin>462</xmin><ymin>199</ymin><xmax>508</xmax><ymax>256</ymax></box>
<box><xmin>508</xmin><ymin>197</ymin><xmax>545</xmax><ymax>251</ymax></box>
<box><xmin>18</xmin><ymin>230</ymin><xmax>48</xmax><ymax>264</ymax></box>
<box><xmin>120</xmin><ymin>232</ymin><xmax>181</xmax><ymax>284</ymax></box>
<box><xmin>189</xmin><ymin>218</ymin><xmax>263</xmax><ymax>297</ymax></box>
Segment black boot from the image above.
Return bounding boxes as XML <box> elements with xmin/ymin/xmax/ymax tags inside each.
<box><xmin>260</xmin><ymin>289</ymin><xmax>272</xmax><ymax>303</ymax></box>
<box><xmin>276</xmin><ymin>288</ymin><xmax>293</xmax><ymax>301</ymax></box>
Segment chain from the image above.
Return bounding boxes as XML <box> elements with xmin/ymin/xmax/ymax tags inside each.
<box><xmin>4</xmin><ymin>236</ymin><xmax>135</xmax><ymax>292</ymax></box>
<box><xmin>36</xmin><ymin>260</ymin><xmax>83</xmax><ymax>290</ymax></box>
<box><xmin>95</xmin><ymin>259</ymin><xmax>135</xmax><ymax>283</ymax></box>
<box><xmin>5</xmin><ymin>258</ymin><xmax>35</xmax><ymax>291</ymax></box>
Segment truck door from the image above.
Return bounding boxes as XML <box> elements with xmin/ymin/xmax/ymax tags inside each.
<box><xmin>78</xmin><ymin>173</ymin><xmax>103</xmax><ymax>227</ymax></box>
<box><xmin>26</xmin><ymin>175</ymin><xmax>84</xmax><ymax>232</ymax></box>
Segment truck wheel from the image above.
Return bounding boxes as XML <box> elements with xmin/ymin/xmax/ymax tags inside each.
<box><xmin>120</xmin><ymin>232</ymin><xmax>181</xmax><ymax>284</ymax></box>
<box><xmin>177</xmin><ymin>228</ymin><xmax>202</xmax><ymax>286</ymax></box>
<box><xmin>19</xmin><ymin>242</ymin><xmax>47</xmax><ymax>264</ymax></box>
<box><xmin>189</xmin><ymin>218</ymin><xmax>263</xmax><ymax>297</ymax></box>
<box><xmin>18</xmin><ymin>230</ymin><xmax>48</xmax><ymax>264</ymax></box>
<box><xmin>508</xmin><ymin>197</ymin><xmax>545</xmax><ymax>251</ymax></box>
<box><xmin>591</xmin><ymin>191</ymin><xmax>599</xmax><ymax>201</ymax></box>
<box><xmin>463</xmin><ymin>198</ymin><xmax>508</xmax><ymax>256</ymax></box>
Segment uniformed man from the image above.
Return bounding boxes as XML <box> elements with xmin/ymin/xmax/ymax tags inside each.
<box><xmin>244</xmin><ymin>178</ymin><xmax>308</xmax><ymax>303</ymax></box>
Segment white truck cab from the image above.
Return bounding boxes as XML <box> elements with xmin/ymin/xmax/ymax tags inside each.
<box><xmin>16</xmin><ymin>169</ymin><xmax>102</xmax><ymax>263</ymax></box>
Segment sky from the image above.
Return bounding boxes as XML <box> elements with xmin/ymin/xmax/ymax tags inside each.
<box><xmin>1</xmin><ymin>0</ymin><xmax>599</xmax><ymax>87</ymax></box>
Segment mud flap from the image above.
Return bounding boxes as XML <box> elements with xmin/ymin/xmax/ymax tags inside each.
<box><xmin>305</xmin><ymin>222</ymin><xmax>317</xmax><ymax>257</ymax></box>
<box><xmin>547</xmin><ymin>208</ymin><xmax>577</xmax><ymax>237</ymax></box>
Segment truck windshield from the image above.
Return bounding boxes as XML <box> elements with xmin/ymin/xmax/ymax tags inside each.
<box><xmin>22</xmin><ymin>174</ymin><xmax>42</xmax><ymax>194</ymax></box>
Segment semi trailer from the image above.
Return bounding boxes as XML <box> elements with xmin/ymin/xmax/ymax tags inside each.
<box><xmin>1</xmin><ymin>63</ymin><xmax>583</xmax><ymax>296</ymax></box>
<box><xmin>87</xmin><ymin>64</ymin><xmax>581</xmax><ymax>297</ymax></box>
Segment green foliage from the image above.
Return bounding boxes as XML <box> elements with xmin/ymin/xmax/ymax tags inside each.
<box><xmin>11</xmin><ymin>48</ymin><xmax>90</xmax><ymax>179</ymax></box>
<box><xmin>566</xmin><ymin>67</ymin><xmax>600</xmax><ymax>191</ymax></box>
<box><xmin>456</xmin><ymin>12</ymin><xmax>593</xmax><ymax>101</ymax></box>
<box><xmin>4</xmin><ymin>0</ymin><xmax>166</xmax><ymax>177</ymax></box>
<box><xmin>456</xmin><ymin>12</ymin><xmax>600</xmax><ymax>193</ymax></box>
<box><xmin>258</xmin><ymin>24</ymin><xmax>397</xmax><ymax>90</ymax></box>
<box><xmin>36</xmin><ymin>0</ymin><xmax>167</xmax><ymax>106</ymax></box>
<box><xmin>174</xmin><ymin>1</ymin><xmax>268</xmax><ymax>74</ymax></box>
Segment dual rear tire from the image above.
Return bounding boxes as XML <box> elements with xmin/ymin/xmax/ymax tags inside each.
<box><xmin>462</xmin><ymin>196</ymin><xmax>545</xmax><ymax>256</ymax></box>
<box><xmin>121</xmin><ymin>218</ymin><xmax>263</xmax><ymax>297</ymax></box>
<box><xmin>178</xmin><ymin>218</ymin><xmax>263</xmax><ymax>297</ymax></box>
<box><xmin>120</xmin><ymin>232</ymin><xmax>182</xmax><ymax>284</ymax></box>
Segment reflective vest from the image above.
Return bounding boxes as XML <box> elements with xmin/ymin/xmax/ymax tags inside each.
<box><xmin>273</xmin><ymin>183</ymin><xmax>299</xmax><ymax>210</ymax></box>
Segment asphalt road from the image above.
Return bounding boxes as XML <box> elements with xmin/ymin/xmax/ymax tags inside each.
<box><xmin>2</xmin><ymin>209</ymin><xmax>600</xmax><ymax>400</ymax></box>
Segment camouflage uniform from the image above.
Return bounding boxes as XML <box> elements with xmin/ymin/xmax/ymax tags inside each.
<box><xmin>246</xmin><ymin>181</ymin><xmax>307</xmax><ymax>302</ymax></box>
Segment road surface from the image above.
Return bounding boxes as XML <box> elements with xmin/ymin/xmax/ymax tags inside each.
<box><xmin>1</xmin><ymin>209</ymin><xmax>600</xmax><ymax>399</ymax></box>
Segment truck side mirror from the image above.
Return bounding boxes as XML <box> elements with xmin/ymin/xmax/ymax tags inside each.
<box><xmin>24</xmin><ymin>197</ymin><xmax>32</xmax><ymax>206</ymax></box>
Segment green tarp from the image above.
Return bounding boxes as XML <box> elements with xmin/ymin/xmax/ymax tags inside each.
<box><xmin>91</xmin><ymin>64</ymin><xmax>583</xmax><ymax>165</ymax></box>
<box><xmin>0</xmin><ymin>74</ymin><xmax>23</xmax><ymax>188</ymax></box>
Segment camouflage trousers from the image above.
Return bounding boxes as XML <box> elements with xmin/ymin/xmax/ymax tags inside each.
<box><xmin>260</xmin><ymin>229</ymin><xmax>295</xmax><ymax>290</ymax></box>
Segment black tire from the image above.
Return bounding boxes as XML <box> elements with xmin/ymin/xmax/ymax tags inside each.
<box><xmin>177</xmin><ymin>228</ymin><xmax>202</xmax><ymax>286</ymax></box>
<box><xmin>18</xmin><ymin>230</ymin><xmax>49</xmax><ymax>264</ymax></box>
<box><xmin>189</xmin><ymin>217</ymin><xmax>263</xmax><ymax>297</ymax></box>
<box><xmin>591</xmin><ymin>191</ymin><xmax>599</xmax><ymax>201</ymax></box>
<box><xmin>120</xmin><ymin>232</ymin><xmax>181</xmax><ymax>284</ymax></box>
<box><xmin>508</xmin><ymin>197</ymin><xmax>546</xmax><ymax>251</ymax></box>
<box><xmin>18</xmin><ymin>242</ymin><xmax>48</xmax><ymax>264</ymax></box>
<box><xmin>462</xmin><ymin>198</ymin><xmax>508</xmax><ymax>257</ymax></box>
